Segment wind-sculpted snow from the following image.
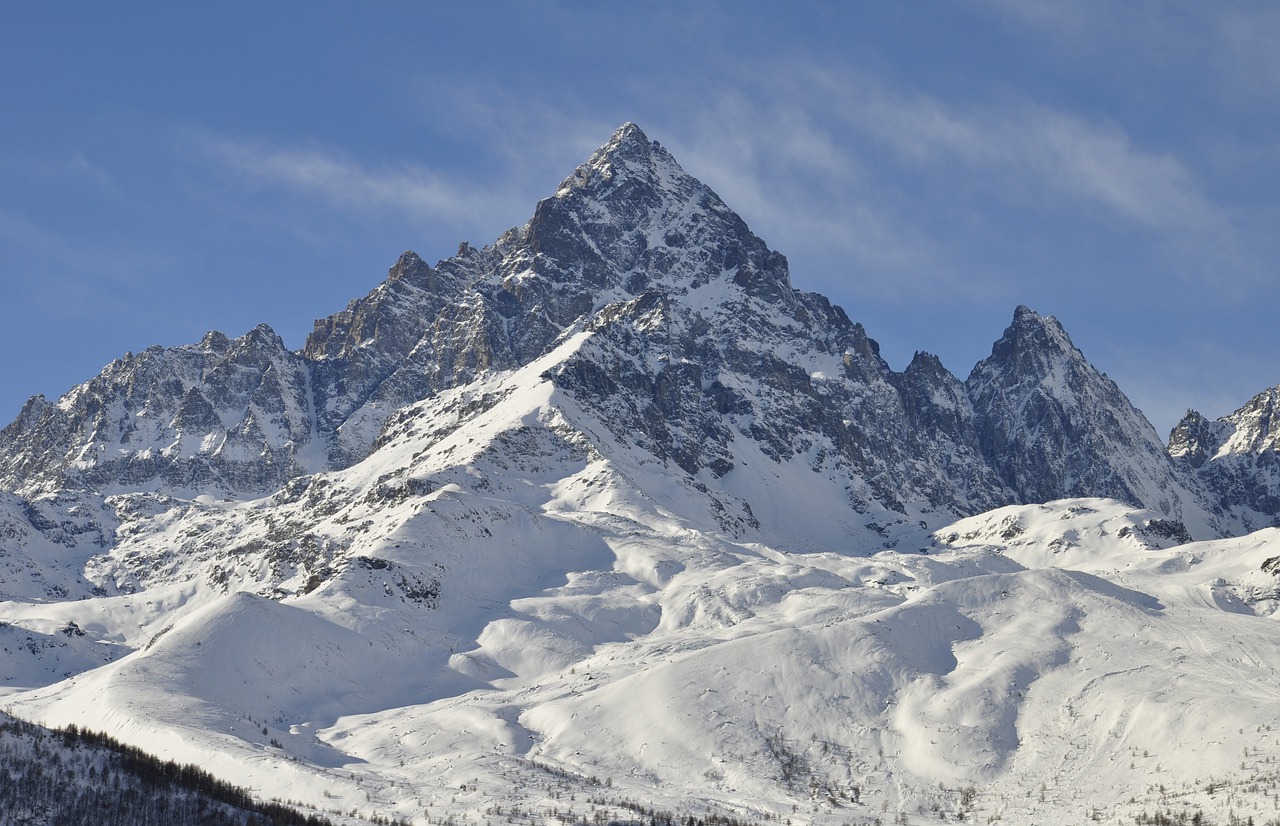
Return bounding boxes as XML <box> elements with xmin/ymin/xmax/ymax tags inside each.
<box><xmin>11</xmin><ymin>495</ymin><xmax>1280</xmax><ymax>825</ymax></box>
<box><xmin>4</xmin><ymin>123</ymin><xmax>1280</xmax><ymax>824</ymax></box>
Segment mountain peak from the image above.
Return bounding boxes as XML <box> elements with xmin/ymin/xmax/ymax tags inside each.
<box><xmin>966</xmin><ymin>305</ymin><xmax>1206</xmax><ymax>529</ymax></box>
<box><xmin>389</xmin><ymin>250</ymin><xmax>427</xmax><ymax>278</ymax></box>
<box><xmin>523</xmin><ymin>124</ymin><xmax>793</xmax><ymax>302</ymax></box>
<box><xmin>1167</xmin><ymin>408</ymin><xmax>1221</xmax><ymax>468</ymax></box>
<box><xmin>980</xmin><ymin>305</ymin><xmax>1079</xmax><ymax>373</ymax></box>
<box><xmin>594</xmin><ymin>122</ymin><xmax>660</xmax><ymax>169</ymax></box>
<box><xmin>553</xmin><ymin>121</ymin><xmax>678</xmax><ymax>201</ymax></box>
<box><xmin>1010</xmin><ymin>304</ymin><xmax>1068</xmax><ymax>336</ymax></box>
<box><xmin>603</xmin><ymin>121</ymin><xmax>650</xmax><ymax>154</ymax></box>
<box><xmin>1172</xmin><ymin>385</ymin><xmax>1280</xmax><ymax>528</ymax></box>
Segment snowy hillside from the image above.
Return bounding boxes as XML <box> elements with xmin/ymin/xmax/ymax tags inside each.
<box><xmin>3</xmin><ymin>123</ymin><xmax>1280</xmax><ymax>825</ymax></box>
<box><xmin>0</xmin><ymin>711</ymin><xmax>339</xmax><ymax>825</ymax></box>
<box><xmin>7</xmin><ymin>493</ymin><xmax>1280</xmax><ymax>824</ymax></box>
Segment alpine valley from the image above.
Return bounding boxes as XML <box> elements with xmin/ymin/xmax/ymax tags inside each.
<box><xmin>3</xmin><ymin>124</ymin><xmax>1280</xmax><ymax>825</ymax></box>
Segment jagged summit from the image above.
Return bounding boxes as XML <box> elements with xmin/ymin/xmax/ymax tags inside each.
<box><xmin>603</xmin><ymin>121</ymin><xmax>651</xmax><ymax>152</ymax></box>
<box><xmin>529</xmin><ymin>121</ymin><xmax>791</xmax><ymax>302</ymax></box>
<box><xmin>1172</xmin><ymin>384</ymin><xmax>1280</xmax><ymax>529</ymax></box>
<box><xmin>1218</xmin><ymin>385</ymin><xmax>1280</xmax><ymax>455</ymax></box>
<box><xmin>1168</xmin><ymin>409</ymin><xmax>1227</xmax><ymax>468</ymax></box>
<box><xmin>0</xmin><ymin>123</ymin><xmax>1267</xmax><ymax>536</ymax></box>
<box><xmin>386</xmin><ymin>249</ymin><xmax>432</xmax><ymax>284</ymax></box>
<box><xmin>965</xmin><ymin>305</ymin><xmax>1212</xmax><ymax>532</ymax></box>
<box><xmin>555</xmin><ymin>122</ymin><xmax>663</xmax><ymax>193</ymax></box>
<box><xmin>979</xmin><ymin>305</ymin><xmax>1081</xmax><ymax>374</ymax></box>
<box><xmin>5</xmin><ymin>122</ymin><xmax>1280</xmax><ymax>826</ymax></box>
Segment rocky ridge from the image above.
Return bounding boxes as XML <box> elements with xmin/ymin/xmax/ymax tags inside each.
<box><xmin>1171</xmin><ymin>384</ymin><xmax>1280</xmax><ymax>532</ymax></box>
<box><xmin>3</xmin><ymin>123</ymin><xmax>1259</xmax><ymax>556</ymax></box>
<box><xmin>966</xmin><ymin>305</ymin><xmax>1211</xmax><ymax>535</ymax></box>
<box><xmin>3</xmin><ymin>123</ymin><xmax>1280</xmax><ymax>826</ymax></box>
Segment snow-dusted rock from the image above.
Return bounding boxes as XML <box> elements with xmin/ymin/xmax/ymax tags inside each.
<box><xmin>966</xmin><ymin>305</ymin><xmax>1216</xmax><ymax>536</ymax></box>
<box><xmin>1172</xmin><ymin>385</ymin><xmax>1280</xmax><ymax>532</ymax></box>
<box><xmin>3</xmin><ymin>122</ymin><xmax>1280</xmax><ymax>825</ymax></box>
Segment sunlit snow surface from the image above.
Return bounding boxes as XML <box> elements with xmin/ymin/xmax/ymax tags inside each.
<box><xmin>3</xmin><ymin>124</ymin><xmax>1280</xmax><ymax>824</ymax></box>
<box><xmin>2</xmin><ymin>338</ymin><xmax>1277</xmax><ymax>824</ymax></box>
<box><xmin>4</xmin><ymin>353</ymin><xmax>1280</xmax><ymax>826</ymax></box>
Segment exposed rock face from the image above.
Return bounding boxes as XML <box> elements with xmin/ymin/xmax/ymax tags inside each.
<box><xmin>0</xmin><ymin>122</ymin><xmax>1267</xmax><ymax>548</ymax></box>
<box><xmin>6</xmin><ymin>120</ymin><xmax>1280</xmax><ymax>826</ymax></box>
<box><xmin>0</xmin><ymin>325</ymin><xmax>314</xmax><ymax>497</ymax></box>
<box><xmin>965</xmin><ymin>306</ymin><xmax>1204</xmax><ymax>527</ymax></box>
<box><xmin>1171</xmin><ymin>386</ymin><xmax>1280</xmax><ymax>531</ymax></box>
<box><xmin>526</xmin><ymin>125</ymin><xmax>1014</xmax><ymax>523</ymax></box>
<box><xmin>302</xmin><ymin>249</ymin><xmax>476</xmax><ymax>468</ymax></box>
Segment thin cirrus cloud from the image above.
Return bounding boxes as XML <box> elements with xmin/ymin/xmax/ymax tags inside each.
<box><xmin>199</xmin><ymin>134</ymin><xmax>527</xmax><ymax>237</ymax></box>
<box><xmin>0</xmin><ymin>208</ymin><xmax>171</xmax><ymax>286</ymax></box>
<box><xmin>605</xmin><ymin>57</ymin><xmax>1240</xmax><ymax>300</ymax></box>
<box><xmin>191</xmin><ymin>67</ymin><xmax>1240</xmax><ymax>306</ymax></box>
<box><xmin>844</xmin><ymin>88</ymin><xmax>1230</xmax><ymax>238</ymax></box>
<box><xmin>656</xmin><ymin>93</ymin><xmax>939</xmax><ymax>283</ymax></box>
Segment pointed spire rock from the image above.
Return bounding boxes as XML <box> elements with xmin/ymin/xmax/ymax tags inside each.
<box><xmin>1172</xmin><ymin>385</ymin><xmax>1280</xmax><ymax>528</ymax></box>
<box><xmin>966</xmin><ymin>306</ymin><xmax>1206</xmax><ymax>531</ymax></box>
<box><xmin>980</xmin><ymin>305</ymin><xmax>1082</xmax><ymax>375</ymax></box>
<box><xmin>552</xmin><ymin>122</ymin><xmax>669</xmax><ymax>202</ymax></box>
<box><xmin>1168</xmin><ymin>409</ymin><xmax>1223</xmax><ymax>468</ymax></box>
<box><xmin>388</xmin><ymin>250</ymin><xmax>433</xmax><ymax>285</ymax></box>
<box><xmin>524</xmin><ymin>122</ymin><xmax>793</xmax><ymax>303</ymax></box>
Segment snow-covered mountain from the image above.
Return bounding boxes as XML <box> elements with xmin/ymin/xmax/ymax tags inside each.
<box><xmin>0</xmin><ymin>124</ymin><xmax>1239</xmax><ymax>543</ymax></box>
<box><xmin>1171</xmin><ymin>385</ymin><xmax>1280</xmax><ymax>534</ymax></box>
<box><xmin>966</xmin><ymin>305</ymin><xmax>1216</xmax><ymax>537</ymax></box>
<box><xmin>2</xmin><ymin>123</ymin><xmax>1280</xmax><ymax>825</ymax></box>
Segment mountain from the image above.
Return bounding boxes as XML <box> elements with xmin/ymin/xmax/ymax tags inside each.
<box><xmin>2</xmin><ymin>123</ymin><xmax>1279</xmax><ymax>825</ymax></box>
<box><xmin>1170</xmin><ymin>385</ymin><xmax>1280</xmax><ymax>532</ymax></box>
<box><xmin>966</xmin><ymin>305</ymin><xmax>1212</xmax><ymax>537</ymax></box>
<box><xmin>0</xmin><ymin>124</ymin><xmax>1221</xmax><ymax>547</ymax></box>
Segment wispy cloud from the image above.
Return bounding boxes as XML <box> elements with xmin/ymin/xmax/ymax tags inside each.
<box><xmin>0</xmin><ymin>149</ymin><xmax>124</xmax><ymax>199</ymax></box>
<box><xmin>632</xmin><ymin>60</ymin><xmax>1246</xmax><ymax>301</ymax></box>
<box><xmin>1216</xmin><ymin>7</ymin><xmax>1280</xmax><ymax>96</ymax></box>
<box><xmin>192</xmin><ymin>54</ymin><xmax>1244</xmax><ymax>303</ymax></box>
<box><xmin>0</xmin><ymin>208</ymin><xmax>179</xmax><ymax>324</ymax></box>
<box><xmin>649</xmin><ymin>90</ymin><xmax>939</xmax><ymax>288</ymax></box>
<box><xmin>1096</xmin><ymin>335</ymin><xmax>1278</xmax><ymax>439</ymax></box>
<box><xmin>841</xmin><ymin>84</ymin><xmax>1231</xmax><ymax>237</ymax></box>
<box><xmin>0</xmin><ymin>209</ymin><xmax>77</xmax><ymax>259</ymax></box>
<box><xmin>197</xmin><ymin>134</ymin><xmax>531</xmax><ymax>237</ymax></box>
<box><xmin>619</xmin><ymin>67</ymin><xmax>1238</xmax><ymax>300</ymax></box>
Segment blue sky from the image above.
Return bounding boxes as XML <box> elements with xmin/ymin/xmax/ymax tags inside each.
<box><xmin>3</xmin><ymin>2</ymin><xmax>1278</xmax><ymax>437</ymax></box>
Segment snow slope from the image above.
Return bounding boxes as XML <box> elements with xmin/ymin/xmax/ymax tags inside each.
<box><xmin>8</xmin><ymin>394</ymin><xmax>1280</xmax><ymax>825</ymax></box>
<box><xmin>4</xmin><ymin>123</ymin><xmax>1280</xmax><ymax>826</ymax></box>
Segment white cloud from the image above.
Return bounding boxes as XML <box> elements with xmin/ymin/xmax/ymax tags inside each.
<box><xmin>1038</xmin><ymin>119</ymin><xmax>1213</xmax><ymax>231</ymax></box>
<box><xmin>191</xmin><ymin>56</ymin><xmax>1244</xmax><ymax>305</ymax></box>
<box><xmin>198</xmin><ymin>135</ymin><xmax>529</xmax><ymax>236</ymax></box>
<box><xmin>650</xmin><ymin>90</ymin><xmax>940</xmax><ymax>286</ymax></box>
<box><xmin>631</xmin><ymin>69</ymin><xmax>1236</xmax><ymax>303</ymax></box>
<box><xmin>842</xmin><ymin>85</ymin><xmax>1230</xmax><ymax>237</ymax></box>
<box><xmin>1216</xmin><ymin>8</ymin><xmax>1280</xmax><ymax>96</ymax></box>
<box><xmin>1097</xmin><ymin>336</ymin><xmax>1278</xmax><ymax>440</ymax></box>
